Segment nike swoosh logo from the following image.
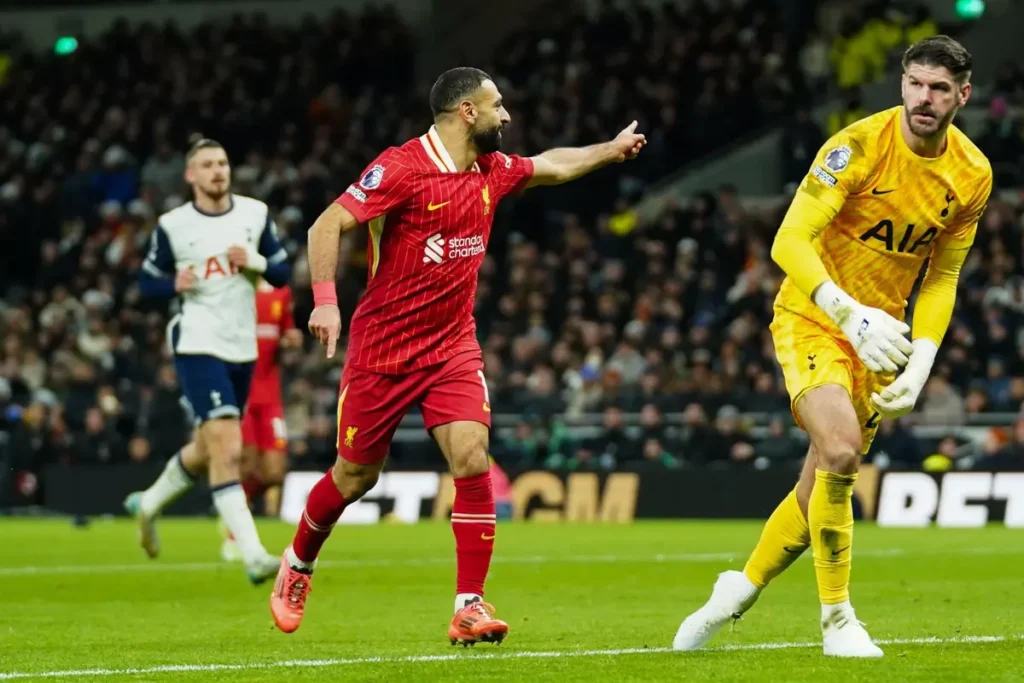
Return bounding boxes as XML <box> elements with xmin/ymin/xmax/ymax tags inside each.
<box><xmin>783</xmin><ymin>546</ymin><xmax>804</xmax><ymax>554</ymax></box>
<box><xmin>427</xmin><ymin>201</ymin><xmax>451</xmax><ymax>211</ymax></box>
<box><xmin>871</xmin><ymin>188</ymin><xmax>895</xmax><ymax>195</ymax></box>
<box><xmin>480</xmin><ymin>533</ymin><xmax>495</xmax><ymax>540</ymax></box>
<box><xmin>832</xmin><ymin>545</ymin><xmax>851</xmax><ymax>557</ymax></box>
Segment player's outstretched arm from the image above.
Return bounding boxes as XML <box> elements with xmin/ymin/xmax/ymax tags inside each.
<box><xmin>526</xmin><ymin>121</ymin><xmax>646</xmax><ymax>188</ymax></box>
<box><xmin>307</xmin><ymin>203</ymin><xmax>360</xmax><ymax>358</ymax></box>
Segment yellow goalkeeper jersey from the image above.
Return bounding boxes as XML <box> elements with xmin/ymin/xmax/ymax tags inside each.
<box><xmin>774</xmin><ymin>106</ymin><xmax>991</xmax><ymax>342</ymax></box>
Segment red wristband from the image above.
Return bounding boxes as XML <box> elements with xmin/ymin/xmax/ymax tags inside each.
<box><xmin>312</xmin><ymin>281</ymin><xmax>338</xmax><ymax>307</ymax></box>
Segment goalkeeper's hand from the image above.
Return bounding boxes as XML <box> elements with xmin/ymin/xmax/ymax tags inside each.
<box><xmin>870</xmin><ymin>339</ymin><xmax>939</xmax><ymax>419</ymax></box>
<box><xmin>814</xmin><ymin>281</ymin><xmax>914</xmax><ymax>374</ymax></box>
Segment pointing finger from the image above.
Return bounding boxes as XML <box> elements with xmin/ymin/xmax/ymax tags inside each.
<box><xmin>326</xmin><ymin>330</ymin><xmax>337</xmax><ymax>359</ymax></box>
<box><xmin>626</xmin><ymin>120</ymin><xmax>638</xmax><ymax>133</ymax></box>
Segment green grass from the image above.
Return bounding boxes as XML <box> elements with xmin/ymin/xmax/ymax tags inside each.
<box><xmin>1</xmin><ymin>519</ymin><xmax>1023</xmax><ymax>681</ymax></box>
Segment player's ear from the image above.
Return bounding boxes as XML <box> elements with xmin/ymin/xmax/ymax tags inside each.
<box><xmin>958</xmin><ymin>81</ymin><xmax>971</xmax><ymax>108</ymax></box>
<box><xmin>460</xmin><ymin>99</ymin><xmax>477</xmax><ymax>123</ymax></box>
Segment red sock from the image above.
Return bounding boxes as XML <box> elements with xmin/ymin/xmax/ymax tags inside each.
<box><xmin>292</xmin><ymin>468</ymin><xmax>347</xmax><ymax>564</ymax></box>
<box><xmin>451</xmin><ymin>471</ymin><xmax>496</xmax><ymax>596</ymax></box>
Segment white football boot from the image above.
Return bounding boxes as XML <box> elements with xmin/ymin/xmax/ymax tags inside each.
<box><xmin>123</xmin><ymin>491</ymin><xmax>159</xmax><ymax>559</ymax></box>
<box><xmin>673</xmin><ymin>570</ymin><xmax>761</xmax><ymax>650</ymax></box>
<box><xmin>821</xmin><ymin>602</ymin><xmax>884</xmax><ymax>657</ymax></box>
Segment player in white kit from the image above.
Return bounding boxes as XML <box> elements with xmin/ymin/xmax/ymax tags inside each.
<box><xmin>124</xmin><ymin>139</ymin><xmax>291</xmax><ymax>584</ymax></box>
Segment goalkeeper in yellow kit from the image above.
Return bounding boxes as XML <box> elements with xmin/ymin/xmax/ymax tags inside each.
<box><xmin>674</xmin><ymin>35</ymin><xmax>992</xmax><ymax>658</ymax></box>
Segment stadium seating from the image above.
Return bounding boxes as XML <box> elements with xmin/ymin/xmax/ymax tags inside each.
<box><xmin>0</xmin><ymin>2</ymin><xmax>1022</xmax><ymax>494</ymax></box>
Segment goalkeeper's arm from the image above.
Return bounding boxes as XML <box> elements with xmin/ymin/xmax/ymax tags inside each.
<box><xmin>870</xmin><ymin>241</ymin><xmax>969</xmax><ymax>417</ymax></box>
<box><xmin>772</xmin><ymin>190</ymin><xmax>912</xmax><ymax>373</ymax></box>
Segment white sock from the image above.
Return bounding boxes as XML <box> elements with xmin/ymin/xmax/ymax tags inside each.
<box><xmin>285</xmin><ymin>545</ymin><xmax>315</xmax><ymax>572</ymax></box>
<box><xmin>212</xmin><ymin>483</ymin><xmax>267</xmax><ymax>568</ymax></box>
<box><xmin>822</xmin><ymin>600</ymin><xmax>853</xmax><ymax>620</ymax></box>
<box><xmin>140</xmin><ymin>452</ymin><xmax>195</xmax><ymax>517</ymax></box>
<box><xmin>455</xmin><ymin>593</ymin><xmax>483</xmax><ymax>613</ymax></box>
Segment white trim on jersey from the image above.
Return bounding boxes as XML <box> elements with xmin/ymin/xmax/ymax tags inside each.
<box><xmin>421</xmin><ymin>126</ymin><xmax>480</xmax><ymax>174</ymax></box>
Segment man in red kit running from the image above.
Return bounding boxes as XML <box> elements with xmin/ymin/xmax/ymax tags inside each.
<box><xmin>269</xmin><ymin>67</ymin><xmax>646</xmax><ymax>644</ymax></box>
<box><xmin>240</xmin><ymin>280</ymin><xmax>302</xmax><ymax>516</ymax></box>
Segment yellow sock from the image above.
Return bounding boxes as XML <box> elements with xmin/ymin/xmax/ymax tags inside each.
<box><xmin>743</xmin><ymin>488</ymin><xmax>810</xmax><ymax>588</ymax></box>
<box><xmin>809</xmin><ymin>469</ymin><xmax>857</xmax><ymax>605</ymax></box>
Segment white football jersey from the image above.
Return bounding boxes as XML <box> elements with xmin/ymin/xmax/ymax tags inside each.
<box><xmin>142</xmin><ymin>195</ymin><xmax>288</xmax><ymax>363</ymax></box>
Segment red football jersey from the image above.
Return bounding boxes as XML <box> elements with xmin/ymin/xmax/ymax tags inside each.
<box><xmin>249</xmin><ymin>282</ymin><xmax>294</xmax><ymax>405</ymax></box>
<box><xmin>335</xmin><ymin>125</ymin><xmax>534</xmax><ymax>373</ymax></box>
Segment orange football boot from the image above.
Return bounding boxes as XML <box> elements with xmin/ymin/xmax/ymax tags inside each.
<box><xmin>269</xmin><ymin>555</ymin><xmax>313</xmax><ymax>633</ymax></box>
<box><xmin>448</xmin><ymin>600</ymin><xmax>509</xmax><ymax>646</ymax></box>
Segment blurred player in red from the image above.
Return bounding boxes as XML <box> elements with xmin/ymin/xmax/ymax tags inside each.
<box><xmin>242</xmin><ymin>280</ymin><xmax>302</xmax><ymax>514</ymax></box>
<box><xmin>269</xmin><ymin>67</ymin><xmax>646</xmax><ymax>643</ymax></box>
<box><xmin>222</xmin><ymin>279</ymin><xmax>302</xmax><ymax>561</ymax></box>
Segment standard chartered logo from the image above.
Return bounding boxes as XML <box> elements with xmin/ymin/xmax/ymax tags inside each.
<box><xmin>423</xmin><ymin>234</ymin><xmax>445</xmax><ymax>263</ymax></box>
<box><xmin>423</xmin><ymin>234</ymin><xmax>484</xmax><ymax>264</ymax></box>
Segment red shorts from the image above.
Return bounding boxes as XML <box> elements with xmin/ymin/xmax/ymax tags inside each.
<box><xmin>241</xmin><ymin>403</ymin><xmax>288</xmax><ymax>452</ymax></box>
<box><xmin>336</xmin><ymin>349</ymin><xmax>491</xmax><ymax>465</ymax></box>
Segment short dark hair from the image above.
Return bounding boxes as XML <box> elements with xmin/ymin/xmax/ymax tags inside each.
<box><xmin>429</xmin><ymin>67</ymin><xmax>492</xmax><ymax>118</ymax></box>
<box><xmin>186</xmin><ymin>138</ymin><xmax>224</xmax><ymax>162</ymax></box>
<box><xmin>902</xmin><ymin>35</ymin><xmax>973</xmax><ymax>83</ymax></box>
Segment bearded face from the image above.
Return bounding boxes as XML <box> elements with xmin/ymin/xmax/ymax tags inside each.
<box><xmin>471</xmin><ymin>119</ymin><xmax>504</xmax><ymax>154</ymax></box>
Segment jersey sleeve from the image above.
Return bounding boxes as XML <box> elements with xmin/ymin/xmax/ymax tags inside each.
<box><xmin>143</xmin><ymin>224</ymin><xmax>174</xmax><ymax>277</ymax></box>
<box><xmin>139</xmin><ymin>224</ymin><xmax>177</xmax><ymax>298</ymax></box>
<box><xmin>484</xmin><ymin>152</ymin><xmax>535</xmax><ymax>200</ymax></box>
<box><xmin>796</xmin><ymin>134</ymin><xmax>872</xmax><ymax>213</ymax></box>
<box><xmin>258</xmin><ymin>214</ymin><xmax>292</xmax><ymax>288</ymax></box>
<box><xmin>335</xmin><ymin>150</ymin><xmax>414</xmax><ymax>224</ymax></box>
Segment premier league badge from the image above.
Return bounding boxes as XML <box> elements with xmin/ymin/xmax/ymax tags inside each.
<box><xmin>824</xmin><ymin>145</ymin><xmax>852</xmax><ymax>173</ymax></box>
<box><xmin>360</xmin><ymin>164</ymin><xmax>386</xmax><ymax>190</ymax></box>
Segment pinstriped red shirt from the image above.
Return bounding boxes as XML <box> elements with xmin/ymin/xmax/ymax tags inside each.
<box><xmin>335</xmin><ymin>126</ymin><xmax>534</xmax><ymax>374</ymax></box>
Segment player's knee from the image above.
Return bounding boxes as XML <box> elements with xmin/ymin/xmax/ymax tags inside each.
<box><xmin>449</xmin><ymin>441</ymin><xmax>490</xmax><ymax>479</ymax></box>
<box><xmin>203</xmin><ymin>419</ymin><xmax>243</xmax><ymax>466</ymax></box>
<box><xmin>330</xmin><ymin>457</ymin><xmax>381</xmax><ymax>502</ymax></box>
<box><xmin>262</xmin><ymin>454</ymin><xmax>287</xmax><ymax>485</ymax></box>
<box><xmin>814</xmin><ymin>430</ymin><xmax>862</xmax><ymax>474</ymax></box>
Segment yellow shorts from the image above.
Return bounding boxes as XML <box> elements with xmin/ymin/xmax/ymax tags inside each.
<box><xmin>771</xmin><ymin>310</ymin><xmax>892</xmax><ymax>454</ymax></box>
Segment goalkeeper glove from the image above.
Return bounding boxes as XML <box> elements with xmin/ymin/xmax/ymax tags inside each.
<box><xmin>814</xmin><ymin>281</ymin><xmax>914</xmax><ymax>374</ymax></box>
<box><xmin>870</xmin><ymin>338</ymin><xmax>938</xmax><ymax>419</ymax></box>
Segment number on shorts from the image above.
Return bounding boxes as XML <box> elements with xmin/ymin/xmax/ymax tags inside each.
<box><xmin>477</xmin><ymin>370</ymin><xmax>491</xmax><ymax>404</ymax></box>
<box><xmin>272</xmin><ymin>417</ymin><xmax>287</xmax><ymax>440</ymax></box>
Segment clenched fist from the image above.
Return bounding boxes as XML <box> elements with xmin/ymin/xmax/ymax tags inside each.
<box><xmin>175</xmin><ymin>268</ymin><xmax>197</xmax><ymax>293</ymax></box>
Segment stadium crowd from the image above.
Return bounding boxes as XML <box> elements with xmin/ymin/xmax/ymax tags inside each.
<box><xmin>1</xmin><ymin>1</ymin><xmax>1021</xmax><ymax>502</ymax></box>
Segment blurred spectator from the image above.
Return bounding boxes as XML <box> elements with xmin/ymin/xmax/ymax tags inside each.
<box><xmin>496</xmin><ymin>417</ymin><xmax>544</xmax><ymax>467</ymax></box>
<box><xmin>976</xmin><ymin>97</ymin><xmax>1024</xmax><ymax>186</ymax></box>
<box><xmin>867</xmin><ymin>418</ymin><xmax>924</xmax><ymax>468</ymax></box>
<box><xmin>781</xmin><ymin>107</ymin><xmax>825</xmax><ymax>188</ymax></box>
<box><xmin>974</xmin><ymin>415</ymin><xmax>1024</xmax><ymax>470</ymax></box>
<box><xmin>920</xmin><ymin>376</ymin><xmax>966</xmax><ymax>426</ymax></box>
<box><xmin>827</xmin><ymin>88</ymin><xmax>867</xmax><ymax>137</ymax></box>
<box><xmin>755</xmin><ymin>416</ymin><xmax>802</xmax><ymax>462</ymax></box>
<box><xmin>706</xmin><ymin>405</ymin><xmax>756</xmax><ymax>466</ymax></box>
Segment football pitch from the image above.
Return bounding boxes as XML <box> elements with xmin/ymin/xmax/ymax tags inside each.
<box><xmin>1</xmin><ymin>519</ymin><xmax>1022</xmax><ymax>682</ymax></box>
